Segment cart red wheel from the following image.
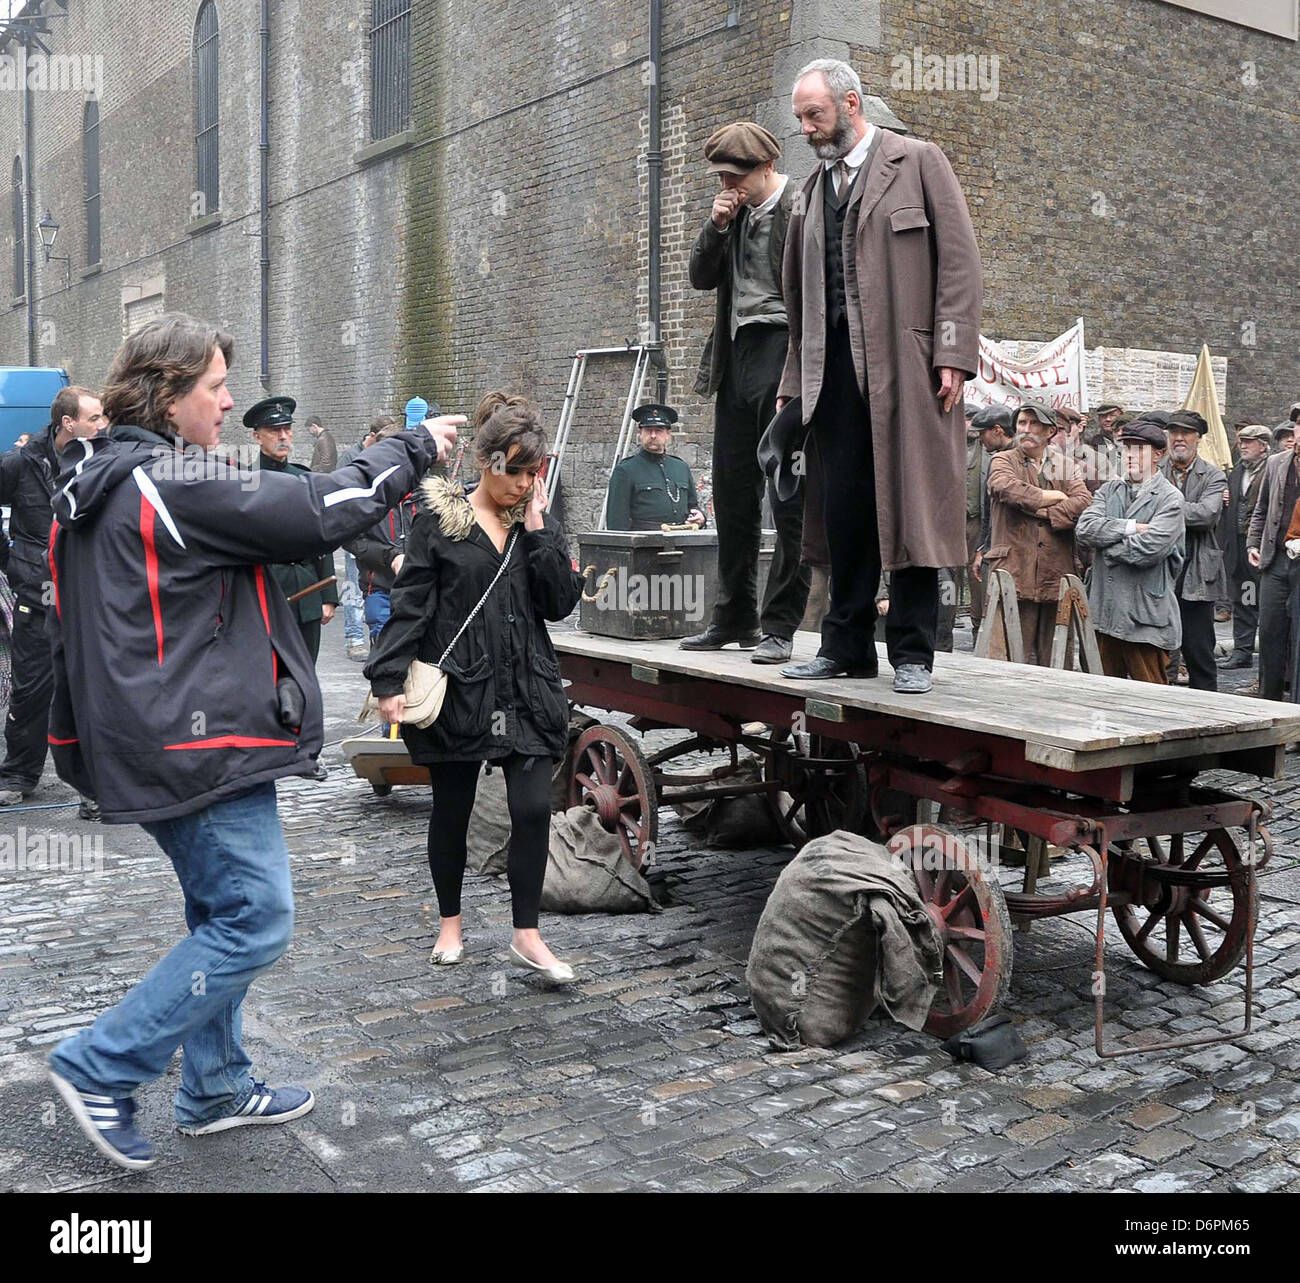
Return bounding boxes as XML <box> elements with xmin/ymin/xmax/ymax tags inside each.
<box><xmin>1109</xmin><ymin>828</ymin><xmax>1254</xmax><ymax>985</ymax></box>
<box><xmin>568</xmin><ymin>725</ymin><xmax>658</xmax><ymax>870</ymax></box>
<box><xmin>890</xmin><ymin>825</ymin><xmax>1013</xmax><ymax>1039</ymax></box>
<box><xmin>762</xmin><ymin>730</ymin><xmax>868</xmax><ymax>849</ymax></box>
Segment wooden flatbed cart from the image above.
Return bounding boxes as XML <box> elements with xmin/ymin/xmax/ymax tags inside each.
<box><xmin>554</xmin><ymin>631</ymin><xmax>1300</xmax><ymax>1056</ymax></box>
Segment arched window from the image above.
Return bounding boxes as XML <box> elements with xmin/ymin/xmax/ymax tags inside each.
<box><xmin>193</xmin><ymin>0</ymin><xmax>219</xmax><ymax>216</ymax></box>
<box><xmin>370</xmin><ymin>0</ymin><xmax>410</xmax><ymax>141</ymax></box>
<box><xmin>84</xmin><ymin>99</ymin><xmax>101</xmax><ymax>265</ymax></box>
<box><xmin>11</xmin><ymin>156</ymin><xmax>23</xmax><ymax>298</ymax></box>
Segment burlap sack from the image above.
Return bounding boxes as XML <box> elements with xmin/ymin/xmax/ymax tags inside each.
<box><xmin>540</xmin><ymin>806</ymin><xmax>661</xmax><ymax>914</ymax></box>
<box><xmin>746</xmin><ymin>830</ymin><xmax>941</xmax><ymax>1049</ymax></box>
<box><xmin>669</xmin><ymin>754</ymin><xmax>782</xmax><ymax>848</ymax></box>
<box><xmin>465</xmin><ymin>764</ymin><xmax>510</xmax><ymax>875</ymax></box>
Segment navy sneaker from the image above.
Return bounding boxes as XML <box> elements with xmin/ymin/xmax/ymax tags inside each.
<box><xmin>178</xmin><ymin>1082</ymin><xmax>315</xmax><ymax>1136</ymax></box>
<box><xmin>48</xmin><ymin>1068</ymin><xmax>156</xmax><ymax>1171</ymax></box>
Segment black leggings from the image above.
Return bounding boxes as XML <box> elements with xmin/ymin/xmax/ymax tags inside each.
<box><xmin>426</xmin><ymin>753</ymin><xmax>553</xmax><ymax>929</ymax></box>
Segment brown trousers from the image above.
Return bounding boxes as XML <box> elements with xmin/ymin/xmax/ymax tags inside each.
<box><xmin>1097</xmin><ymin>633</ymin><xmax>1169</xmax><ymax>684</ymax></box>
<box><xmin>987</xmin><ymin>598</ymin><xmax>1063</xmax><ymax>667</ymax></box>
<box><xmin>966</xmin><ymin>516</ymin><xmax>985</xmax><ymax>626</ymax></box>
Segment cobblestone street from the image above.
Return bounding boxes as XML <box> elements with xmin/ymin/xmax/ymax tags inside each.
<box><xmin>3</xmin><ymin>607</ymin><xmax>1299</xmax><ymax>1194</ymax></box>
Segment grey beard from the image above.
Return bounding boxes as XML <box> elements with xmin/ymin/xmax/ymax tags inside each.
<box><xmin>808</xmin><ymin>107</ymin><xmax>856</xmax><ymax>161</ymax></box>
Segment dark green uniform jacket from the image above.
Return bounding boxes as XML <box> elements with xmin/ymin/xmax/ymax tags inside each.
<box><xmin>254</xmin><ymin>452</ymin><xmax>339</xmax><ymax>622</ymax></box>
<box><xmin>605</xmin><ymin>448</ymin><xmax>702</xmax><ymax>531</ymax></box>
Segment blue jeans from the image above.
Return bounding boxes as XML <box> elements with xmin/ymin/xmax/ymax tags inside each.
<box><xmin>365</xmin><ymin>589</ymin><xmax>391</xmax><ymax>644</ymax></box>
<box><xmin>48</xmin><ymin>782</ymin><xmax>294</xmax><ymax>1127</ymax></box>
<box><xmin>341</xmin><ymin>552</ymin><xmax>366</xmax><ymax>645</ymax></box>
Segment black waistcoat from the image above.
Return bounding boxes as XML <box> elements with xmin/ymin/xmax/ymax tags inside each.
<box><xmin>823</xmin><ymin>170</ymin><xmax>850</xmax><ymax>331</ymax></box>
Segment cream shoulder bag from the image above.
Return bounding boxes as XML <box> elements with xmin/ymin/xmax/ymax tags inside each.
<box><xmin>402</xmin><ymin>527</ymin><xmax>519</xmax><ymax>729</ymax></box>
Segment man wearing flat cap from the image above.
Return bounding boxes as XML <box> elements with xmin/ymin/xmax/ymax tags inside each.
<box><xmin>983</xmin><ymin>402</ymin><xmax>1091</xmax><ymax>665</ymax></box>
<box><xmin>1219</xmin><ymin>424</ymin><xmax>1271</xmax><ymax>670</ymax></box>
<box><xmin>683</xmin><ymin>121</ymin><xmax>808</xmax><ymax>662</ymax></box>
<box><xmin>1160</xmin><ymin>409</ymin><xmax>1226</xmax><ymax>691</ymax></box>
<box><xmin>1076</xmin><ymin>419</ymin><xmax>1186</xmax><ymax>683</ymax></box>
<box><xmin>604</xmin><ymin>404</ymin><xmax>705</xmax><ymax>532</ymax></box>
<box><xmin>247</xmin><ymin>395</ymin><xmax>339</xmax><ymax>669</ymax></box>
<box><xmin>777</xmin><ymin>58</ymin><xmax>983</xmax><ymax>694</ymax></box>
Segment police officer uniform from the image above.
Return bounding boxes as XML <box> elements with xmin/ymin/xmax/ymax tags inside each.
<box><xmin>246</xmin><ymin>396</ymin><xmax>339</xmax><ymax>662</ymax></box>
<box><xmin>604</xmin><ymin>405</ymin><xmax>703</xmax><ymax>531</ymax></box>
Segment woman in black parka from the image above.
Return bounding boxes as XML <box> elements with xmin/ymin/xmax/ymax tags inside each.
<box><xmin>366</xmin><ymin>394</ymin><xmax>583</xmax><ymax>981</ymax></box>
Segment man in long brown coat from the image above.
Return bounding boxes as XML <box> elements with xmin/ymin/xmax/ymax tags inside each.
<box><xmin>776</xmin><ymin>58</ymin><xmax>983</xmax><ymax>694</ymax></box>
<box><xmin>984</xmin><ymin>402</ymin><xmax>1092</xmax><ymax>666</ymax></box>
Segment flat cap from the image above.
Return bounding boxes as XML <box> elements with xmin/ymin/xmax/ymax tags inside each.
<box><xmin>1141</xmin><ymin>410</ymin><xmax>1173</xmax><ymax>427</ymax></box>
<box><xmin>1117</xmin><ymin>419</ymin><xmax>1168</xmax><ymax>448</ymax></box>
<box><xmin>1289</xmin><ymin>401</ymin><xmax>1300</xmax><ymax>421</ymax></box>
<box><xmin>1167</xmin><ymin>409</ymin><xmax>1208</xmax><ymax>435</ymax></box>
<box><xmin>971</xmin><ymin>405</ymin><xmax>1014</xmax><ymax>432</ymax></box>
<box><xmin>1095</xmin><ymin>402</ymin><xmax>1124</xmax><ymax>415</ymax></box>
<box><xmin>704</xmin><ymin>122</ymin><xmax>781</xmax><ymax>174</ymax></box>
<box><xmin>1236</xmin><ymin>424</ymin><xmax>1273</xmax><ymax>444</ymax></box>
<box><xmin>1014</xmin><ymin>401</ymin><xmax>1057</xmax><ymax>430</ymax></box>
<box><xmin>243</xmin><ymin>395</ymin><xmax>296</xmax><ymax>430</ymax></box>
<box><xmin>1274</xmin><ymin>421</ymin><xmax>1295</xmax><ymax>440</ymax></box>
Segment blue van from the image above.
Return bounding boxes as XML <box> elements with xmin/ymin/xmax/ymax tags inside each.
<box><xmin>0</xmin><ymin>367</ymin><xmax>70</xmax><ymax>453</ymax></box>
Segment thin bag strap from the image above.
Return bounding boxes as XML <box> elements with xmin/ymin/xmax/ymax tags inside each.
<box><xmin>437</xmin><ymin>526</ymin><xmax>520</xmax><ymax>666</ymax></box>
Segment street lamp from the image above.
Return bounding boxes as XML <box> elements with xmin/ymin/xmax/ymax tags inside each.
<box><xmin>37</xmin><ymin>208</ymin><xmax>70</xmax><ymax>289</ymax></box>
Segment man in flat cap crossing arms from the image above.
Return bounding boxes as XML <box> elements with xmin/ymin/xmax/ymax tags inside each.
<box><xmin>777</xmin><ymin>59</ymin><xmax>983</xmax><ymax>693</ymax></box>
<box><xmin>681</xmin><ymin>121</ymin><xmax>810</xmax><ymax>664</ymax></box>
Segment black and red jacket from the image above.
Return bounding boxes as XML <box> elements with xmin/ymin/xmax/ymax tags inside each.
<box><xmin>344</xmin><ymin>485</ymin><xmax>421</xmax><ymax>596</ymax></box>
<box><xmin>46</xmin><ymin>423</ymin><xmax>439</xmax><ymax>823</ymax></box>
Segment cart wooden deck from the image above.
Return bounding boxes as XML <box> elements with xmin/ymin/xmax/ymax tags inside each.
<box><xmin>554</xmin><ymin>631</ymin><xmax>1300</xmax><ymax>798</ymax></box>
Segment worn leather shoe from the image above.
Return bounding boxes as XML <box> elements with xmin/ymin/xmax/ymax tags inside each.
<box><xmin>781</xmin><ymin>655</ymin><xmax>878</xmax><ymax>680</ymax></box>
<box><xmin>892</xmin><ymin>663</ymin><xmax>933</xmax><ymax>694</ymax></box>
<box><xmin>0</xmin><ymin>786</ymin><xmax>33</xmax><ymax>807</ymax></box>
<box><xmin>1217</xmin><ymin>652</ymin><xmax>1253</xmax><ymax>670</ymax></box>
<box><xmin>680</xmin><ymin>625</ymin><xmax>761</xmax><ymax>650</ymax></box>
<box><xmin>751</xmin><ymin>634</ymin><xmax>793</xmax><ymax>664</ymax></box>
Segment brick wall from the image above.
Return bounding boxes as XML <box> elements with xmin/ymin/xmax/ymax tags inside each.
<box><xmin>2</xmin><ymin>0</ymin><xmax>1297</xmax><ymax>504</ymax></box>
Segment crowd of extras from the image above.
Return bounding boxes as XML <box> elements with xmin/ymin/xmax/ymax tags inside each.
<box><xmin>954</xmin><ymin>399</ymin><xmax>1300</xmax><ymax>695</ymax></box>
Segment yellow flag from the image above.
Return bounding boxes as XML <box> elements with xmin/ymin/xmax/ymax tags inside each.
<box><xmin>1181</xmin><ymin>344</ymin><xmax>1232</xmax><ymax>471</ymax></box>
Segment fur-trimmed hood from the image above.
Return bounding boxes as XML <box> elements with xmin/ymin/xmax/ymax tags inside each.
<box><xmin>418</xmin><ymin>475</ymin><xmax>529</xmax><ymax>541</ymax></box>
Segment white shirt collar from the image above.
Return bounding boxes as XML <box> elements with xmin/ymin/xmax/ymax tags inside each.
<box><xmin>823</xmin><ymin>124</ymin><xmax>878</xmax><ymax>173</ymax></box>
<box><xmin>747</xmin><ymin>173</ymin><xmax>788</xmax><ymax>220</ymax></box>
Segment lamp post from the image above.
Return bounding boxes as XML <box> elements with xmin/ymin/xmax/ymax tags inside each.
<box><xmin>38</xmin><ymin>209</ymin><xmax>70</xmax><ymax>290</ymax></box>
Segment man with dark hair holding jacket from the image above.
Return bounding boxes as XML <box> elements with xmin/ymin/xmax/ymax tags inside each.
<box><xmin>43</xmin><ymin>312</ymin><xmax>460</xmax><ymax>1171</ymax></box>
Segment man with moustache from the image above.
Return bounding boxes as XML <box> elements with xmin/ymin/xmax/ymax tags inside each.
<box><xmin>247</xmin><ymin>396</ymin><xmax>339</xmax><ymax>666</ymax></box>
<box><xmin>681</xmin><ymin>122</ymin><xmax>809</xmax><ymax>664</ymax></box>
<box><xmin>1160</xmin><ymin>409</ymin><xmax>1226</xmax><ymax>692</ymax></box>
<box><xmin>776</xmin><ymin>58</ymin><xmax>982</xmax><ymax>693</ymax></box>
<box><xmin>983</xmin><ymin>402</ymin><xmax>1091</xmax><ymax>666</ymax></box>
<box><xmin>604</xmin><ymin>405</ymin><xmax>705</xmax><ymax>532</ymax></box>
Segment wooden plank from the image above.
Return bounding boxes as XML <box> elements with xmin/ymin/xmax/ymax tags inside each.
<box><xmin>553</xmin><ymin>629</ymin><xmax>1300</xmax><ymax>761</ymax></box>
